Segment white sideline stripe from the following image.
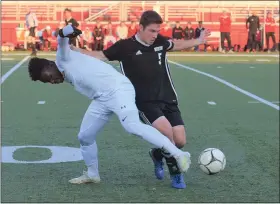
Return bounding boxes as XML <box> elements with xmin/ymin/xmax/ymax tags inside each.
<box><xmin>1</xmin><ymin>56</ymin><xmax>30</xmax><ymax>84</ymax></box>
<box><xmin>249</xmin><ymin>66</ymin><xmax>255</xmax><ymax>68</ymax></box>
<box><xmin>217</xmin><ymin>66</ymin><xmax>222</xmax><ymax>68</ymax></box>
<box><xmin>207</xmin><ymin>101</ymin><xmax>216</xmax><ymax>105</ymax></box>
<box><xmin>168</xmin><ymin>60</ymin><xmax>280</xmax><ymax>111</ymax></box>
<box><xmin>2</xmin><ymin>58</ymin><xmax>15</xmax><ymax>60</ymax></box>
<box><xmin>2</xmin><ymin>53</ymin><xmax>279</xmax><ymax>58</ymax></box>
<box><xmin>167</xmin><ymin>54</ymin><xmax>279</xmax><ymax>57</ymax></box>
<box><xmin>37</xmin><ymin>101</ymin><xmax>46</xmax><ymax>105</ymax></box>
<box><xmin>233</xmin><ymin>60</ymin><xmax>249</xmax><ymax>62</ymax></box>
<box><xmin>256</xmin><ymin>59</ymin><xmax>271</xmax><ymax>62</ymax></box>
<box><xmin>248</xmin><ymin>101</ymin><xmax>279</xmax><ymax>104</ymax></box>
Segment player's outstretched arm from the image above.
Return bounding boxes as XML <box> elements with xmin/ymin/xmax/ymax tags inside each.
<box><xmin>171</xmin><ymin>29</ymin><xmax>211</xmax><ymax>51</ymax></box>
<box><xmin>57</xmin><ymin>25</ymin><xmax>82</xmax><ymax>60</ymax></box>
<box><xmin>70</xmin><ymin>45</ymin><xmax>108</xmax><ymax>61</ymax></box>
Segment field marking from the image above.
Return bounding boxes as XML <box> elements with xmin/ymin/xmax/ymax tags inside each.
<box><xmin>256</xmin><ymin>59</ymin><xmax>271</xmax><ymax>62</ymax></box>
<box><xmin>232</xmin><ymin>60</ymin><xmax>249</xmax><ymax>62</ymax></box>
<box><xmin>1</xmin><ymin>56</ymin><xmax>30</xmax><ymax>84</ymax></box>
<box><xmin>167</xmin><ymin>54</ymin><xmax>279</xmax><ymax>57</ymax></box>
<box><xmin>207</xmin><ymin>101</ymin><xmax>217</xmax><ymax>105</ymax></box>
<box><xmin>37</xmin><ymin>101</ymin><xmax>46</xmax><ymax>105</ymax></box>
<box><xmin>168</xmin><ymin>60</ymin><xmax>280</xmax><ymax>111</ymax></box>
<box><xmin>248</xmin><ymin>101</ymin><xmax>279</xmax><ymax>104</ymax></box>
<box><xmin>2</xmin><ymin>53</ymin><xmax>279</xmax><ymax>58</ymax></box>
<box><xmin>249</xmin><ymin>66</ymin><xmax>255</xmax><ymax>69</ymax></box>
<box><xmin>2</xmin><ymin>58</ymin><xmax>15</xmax><ymax>61</ymax></box>
<box><xmin>217</xmin><ymin>66</ymin><xmax>222</xmax><ymax>68</ymax></box>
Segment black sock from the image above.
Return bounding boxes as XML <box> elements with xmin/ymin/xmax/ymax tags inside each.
<box><xmin>152</xmin><ymin>148</ymin><xmax>164</xmax><ymax>161</ymax></box>
<box><xmin>161</xmin><ymin>149</ymin><xmax>181</xmax><ymax>175</ymax></box>
<box><xmin>31</xmin><ymin>43</ymin><xmax>36</xmax><ymax>52</ymax></box>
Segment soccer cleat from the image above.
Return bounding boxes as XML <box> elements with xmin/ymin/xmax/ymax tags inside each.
<box><xmin>174</xmin><ymin>152</ymin><xmax>191</xmax><ymax>173</ymax></box>
<box><xmin>171</xmin><ymin>174</ymin><xmax>186</xmax><ymax>189</ymax></box>
<box><xmin>69</xmin><ymin>171</ymin><xmax>100</xmax><ymax>184</ymax></box>
<box><xmin>149</xmin><ymin>149</ymin><xmax>164</xmax><ymax>180</ymax></box>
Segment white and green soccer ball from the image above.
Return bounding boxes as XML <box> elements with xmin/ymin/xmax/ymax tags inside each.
<box><xmin>198</xmin><ymin>148</ymin><xmax>226</xmax><ymax>175</ymax></box>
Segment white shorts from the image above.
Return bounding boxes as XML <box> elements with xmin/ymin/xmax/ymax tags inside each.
<box><xmin>79</xmin><ymin>81</ymin><xmax>137</xmax><ymax>135</ymax></box>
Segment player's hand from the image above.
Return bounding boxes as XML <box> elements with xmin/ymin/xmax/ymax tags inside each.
<box><xmin>198</xmin><ymin>29</ymin><xmax>211</xmax><ymax>44</ymax></box>
<box><xmin>70</xmin><ymin>44</ymin><xmax>80</xmax><ymax>52</ymax></box>
<box><xmin>59</xmin><ymin>26</ymin><xmax>82</xmax><ymax>38</ymax></box>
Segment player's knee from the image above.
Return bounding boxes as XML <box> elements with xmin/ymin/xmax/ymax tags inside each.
<box><xmin>78</xmin><ymin>131</ymin><xmax>95</xmax><ymax>146</ymax></box>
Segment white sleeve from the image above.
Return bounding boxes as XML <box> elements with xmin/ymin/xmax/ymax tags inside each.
<box><xmin>57</xmin><ymin>25</ymin><xmax>74</xmax><ymax>61</ymax></box>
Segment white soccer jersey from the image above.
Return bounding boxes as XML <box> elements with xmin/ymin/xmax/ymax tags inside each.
<box><xmin>55</xmin><ymin>26</ymin><xmax>129</xmax><ymax>100</ymax></box>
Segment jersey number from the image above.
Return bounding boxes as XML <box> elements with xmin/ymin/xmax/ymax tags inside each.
<box><xmin>158</xmin><ymin>53</ymin><xmax>162</xmax><ymax>65</ymax></box>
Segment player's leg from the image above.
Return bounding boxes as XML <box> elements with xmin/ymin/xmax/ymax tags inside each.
<box><xmin>105</xmin><ymin>83</ymin><xmax>191</xmax><ymax>174</ymax></box>
<box><xmin>226</xmin><ymin>32</ymin><xmax>233</xmax><ymax>52</ymax></box>
<box><xmin>220</xmin><ymin>32</ymin><xmax>226</xmax><ymax>52</ymax></box>
<box><xmin>271</xmin><ymin>32</ymin><xmax>276</xmax><ymax>51</ymax></box>
<box><xmin>29</xmin><ymin>27</ymin><xmax>37</xmax><ymax>56</ymax></box>
<box><xmin>138</xmin><ymin>102</ymin><xmax>174</xmax><ymax>180</ymax></box>
<box><xmin>69</xmin><ymin>100</ymin><xmax>112</xmax><ymax>184</ymax></box>
<box><xmin>162</xmin><ymin>103</ymin><xmax>187</xmax><ymax>188</ymax></box>
<box><xmin>266</xmin><ymin>32</ymin><xmax>270</xmax><ymax>51</ymax></box>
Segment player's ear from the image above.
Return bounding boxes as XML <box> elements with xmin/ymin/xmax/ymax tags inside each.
<box><xmin>139</xmin><ymin>24</ymin><xmax>144</xmax><ymax>32</ymax></box>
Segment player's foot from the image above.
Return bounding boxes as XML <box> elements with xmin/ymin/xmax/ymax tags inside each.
<box><xmin>171</xmin><ymin>173</ymin><xmax>186</xmax><ymax>189</ymax></box>
<box><xmin>174</xmin><ymin>152</ymin><xmax>191</xmax><ymax>173</ymax></box>
<box><xmin>69</xmin><ymin>171</ymin><xmax>100</xmax><ymax>184</ymax></box>
<box><xmin>149</xmin><ymin>148</ymin><xmax>164</xmax><ymax>180</ymax></box>
<box><xmin>30</xmin><ymin>51</ymin><xmax>37</xmax><ymax>57</ymax></box>
<box><xmin>228</xmin><ymin>50</ymin><xmax>234</xmax><ymax>53</ymax></box>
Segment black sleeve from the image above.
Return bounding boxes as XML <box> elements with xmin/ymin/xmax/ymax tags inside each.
<box><xmin>157</xmin><ymin>34</ymin><xmax>174</xmax><ymax>51</ymax></box>
<box><xmin>72</xmin><ymin>19</ymin><xmax>79</xmax><ymax>28</ymax></box>
<box><xmin>102</xmin><ymin>40</ymin><xmax>126</xmax><ymax>61</ymax></box>
<box><xmin>257</xmin><ymin>17</ymin><xmax>260</xmax><ymax>30</ymax></box>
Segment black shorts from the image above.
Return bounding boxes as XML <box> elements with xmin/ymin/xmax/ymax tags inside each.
<box><xmin>137</xmin><ymin>101</ymin><xmax>184</xmax><ymax>127</ymax></box>
<box><xmin>29</xmin><ymin>27</ymin><xmax>36</xmax><ymax>37</ymax></box>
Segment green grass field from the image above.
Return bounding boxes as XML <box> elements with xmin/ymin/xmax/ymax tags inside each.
<box><xmin>1</xmin><ymin>52</ymin><xmax>279</xmax><ymax>203</ymax></box>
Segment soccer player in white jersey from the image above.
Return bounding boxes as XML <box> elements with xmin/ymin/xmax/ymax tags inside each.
<box><xmin>27</xmin><ymin>24</ymin><xmax>191</xmax><ymax>185</ymax></box>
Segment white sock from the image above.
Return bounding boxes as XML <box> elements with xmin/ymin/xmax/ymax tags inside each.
<box><xmin>122</xmin><ymin>111</ymin><xmax>184</xmax><ymax>157</ymax></box>
<box><xmin>80</xmin><ymin>141</ymin><xmax>99</xmax><ymax>177</ymax></box>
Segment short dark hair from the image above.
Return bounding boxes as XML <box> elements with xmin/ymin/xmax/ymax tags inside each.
<box><xmin>28</xmin><ymin>57</ymin><xmax>48</xmax><ymax>81</ymax></box>
<box><xmin>139</xmin><ymin>10</ymin><xmax>163</xmax><ymax>28</ymax></box>
<box><xmin>64</xmin><ymin>8</ymin><xmax>72</xmax><ymax>12</ymax></box>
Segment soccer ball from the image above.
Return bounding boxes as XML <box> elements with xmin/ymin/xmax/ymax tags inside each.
<box><xmin>198</xmin><ymin>148</ymin><xmax>226</xmax><ymax>175</ymax></box>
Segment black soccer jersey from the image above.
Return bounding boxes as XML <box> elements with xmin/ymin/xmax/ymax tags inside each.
<box><xmin>103</xmin><ymin>34</ymin><xmax>178</xmax><ymax>104</ymax></box>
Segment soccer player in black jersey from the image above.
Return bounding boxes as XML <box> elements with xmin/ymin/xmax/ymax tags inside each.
<box><xmin>71</xmin><ymin>10</ymin><xmax>210</xmax><ymax>189</ymax></box>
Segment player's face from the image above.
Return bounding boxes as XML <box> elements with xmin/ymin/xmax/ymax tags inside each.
<box><xmin>267</xmin><ymin>13</ymin><xmax>272</xmax><ymax>18</ymax></box>
<box><xmin>64</xmin><ymin>11</ymin><xmax>71</xmax><ymax>19</ymax></box>
<box><xmin>140</xmin><ymin>23</ymin><xmax>161</xmax><ymax>45</ymax></box>
<box><xmin>40</xmin><ymin>62</ymin><xmax>64</xmax><ymax>84</ymax></box>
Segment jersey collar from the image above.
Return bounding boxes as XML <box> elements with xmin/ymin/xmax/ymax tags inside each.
<box><xmin>135</xmin><ymin>33</ymin><xmax>150</xmax><ymax>47</ymax></box>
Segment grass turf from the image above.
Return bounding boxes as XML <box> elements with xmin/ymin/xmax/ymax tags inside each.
<box><xmin>1</xmin><ymin>53</ymin><xmax>279</xmax><ymax>202</ymax></box>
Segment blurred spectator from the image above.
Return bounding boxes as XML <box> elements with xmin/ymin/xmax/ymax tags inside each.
<box><xmin>246</xmin><ymin>11</ymin><xmax>260</xmax><ymax>52</ymax></box>
<box><xmin>103</xmin><ymin>22</ymin><xmax>117</xmax><ymax>49</ymax></box>
<box><xmin>82</xmin><ymin>27</ymin><xmax>93</xmax><ymax>51</ymax></box>
<box><xmin>265</xmin><ymin>11</ymin><xmax>276</xmax><ymax>52</ymax></box>
<box><xmin>184</xmin><ymin>22</ymin><xmax>195</xmax><ymax>40</ymax></box>
<box><xmin>255</xmin><ymin>30</ymin><xmax>263</xmax><ymax>51</ymax></box>
<box><xmin>195</xmin><ymin>21</ymin><xmax>207</xmax><ymax>51</ymax></box>
<box><xmin>220</xmin><ymin>10</ymin><xmax>233</xmax><ymax>53</ymax></box>
<box><xmin>116</xmin><ymin>21</ymin><xmax>128</xmax><ymax>40</ymax></box>
<box><xmin>25</xmin><ymin>8</ymin><xmax>38</xmax><ymax>56</ymax></box>
<box><xmin>160</xmin><ymin>21</ymin><xmax>172</xmax><ymax>38</ymax></box>
<box><xmin>128</xmin><ymin>21</ymin><xmax>137</xmax><ymax>38</ymax></box>
<box><xmin>172</xmin><ymin>21</ymin><xmax>184</xmax><ymax>40</ymax></box>
<box><xmin>54</xmin><ymin>21</ymin><xmax>66</xmax><ymax>37</ymax></box>
<box><xmin>64</xmin><ymin>8</ymin><xmax>79</xmax><ymax>46</ymax></box>
<box><xmin>42</xmin><ymin>26</ymin><xmax>53</xmax><ymax>51</ymax></box>
<box><xmin>93</xmin><ymin>21</ymin><xmax>104</xmax><ymax>51</ymax></box>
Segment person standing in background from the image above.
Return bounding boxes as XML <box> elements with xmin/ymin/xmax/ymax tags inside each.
<box><xmin>93</xmin><ymin>21</ymin><xmax>104</xmax><ymax>51</ymax></box>
<box><xmin>194</xmin><ymin>21</ymin><xmax>207</xmax><ymax>52</ymax></box>
<box><xmin>160</xmin><ymin>21</ymin><xmax>172</xmax><ymax>39</ymax></box>
<box><xmin>246</xmin><ymin>11</ymin><xmax>260</xmax><ymax>53</ymax></box>
<box><xmin>116</xmin><ymin>21</ymin><xmax>128</xmax><ymax>40</ymax></box>
<box><xmin>64</xmin><ymin>8</ymin><xmax>79</xmax><ymax>46</ymax></box>
<box><xmin>172</xmin><ymin>21</ymin><xmax>184</xmax><ymax>40</ymax></box>
<box><xmin>265</xmin><ymin>12</ymin><xmax>277</xmax><ymax>52</ymax></box>
<box><xmin>219</xmin><ymin>10</ymin><xmax>233</xmax><ymax>53</ymax></box>
<box><xmin>25</xmin><ymin>8</ymin><xmax>38</xmax><ymax>56</ymax></box>
<box><xmin>184</xmin><ymin>22</ymin><xmax>194</xmax><ymax>40</ymax></box>
<box><xmin>127</xmin><ymin>21</ymin><xmax>138</xmax><ymax>38</ymax></box>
